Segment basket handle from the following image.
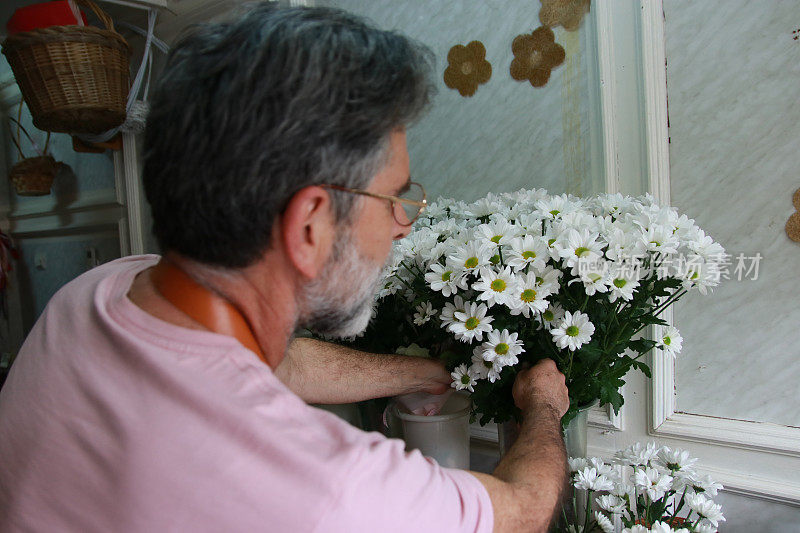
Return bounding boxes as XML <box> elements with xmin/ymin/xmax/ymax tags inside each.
<box><xmin>9</xmin><ymin>102</ymin><xmax>50</xmax><ymax>159</ymax></box>
<box><xmin>68</xmin><ymin>0</ymin><xmax>116</xmax><ymax>33</ymax></box>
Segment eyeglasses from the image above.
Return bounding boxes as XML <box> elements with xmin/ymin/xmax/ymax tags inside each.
<box><xmin>321</xmin><ymin>181</ymin><xmax>427</xmax><ymax>226</ymax></box>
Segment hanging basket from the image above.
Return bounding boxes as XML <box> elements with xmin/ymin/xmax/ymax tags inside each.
<box><xmin>1</xmin><ymin>0</ymin><xmax>131</xmax><ymax>134</ymax></box>
<box><xmin>7</xmin><ymin>106</ymin><xmax>62</xmax><ymax>196</ymax></box>
<box><xmin>9</xmin><ymin>156</ymin><xmax>61</xmax><ymax>196</ymax></box>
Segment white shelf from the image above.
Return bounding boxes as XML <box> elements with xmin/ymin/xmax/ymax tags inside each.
<box><xmin>95</xmin><ymin>0</ymin><xmax>169</xmax><ymax>11</ymax></box>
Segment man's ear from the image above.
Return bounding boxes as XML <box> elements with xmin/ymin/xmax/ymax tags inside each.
<box><xmin>279</xmin><ymin>186</ymin><xmax>336</xmax><ymax>279</ymax></box>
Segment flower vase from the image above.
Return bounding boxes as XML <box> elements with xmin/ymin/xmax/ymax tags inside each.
<box><xmin>389</xmin><ymin>393</ymin><xmax>472</xmax><ymax>469</ymax></box>
<box><xmin>498</xmin><ymin>401</ymin><xmax>597</xmax><ymax>457</ymax></box>
<box><xmin>563</xmin><ymin>401</ymin><xmax>597</xmax><ymax>460</ymax></box>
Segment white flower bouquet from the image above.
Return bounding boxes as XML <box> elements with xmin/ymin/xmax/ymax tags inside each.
<box><xmin>351</xmin><ymin>188</ymin><xmax>725</xmax><ymax>424</ymax></box>
<box><xmin>566</xmin><ymin>442</ymin><xmax>725</xmax><ymax>532</ymax></box>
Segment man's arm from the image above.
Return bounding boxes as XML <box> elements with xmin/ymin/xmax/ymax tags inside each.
<box><xmin>274</xmin><ymin>337</ymin><xmax>451</xmax><ymax>404</ymax></box>
<box><xmin>469</xmin><ymin>360</ymin><xmax>569</xmax><ymax>533</ymax></box>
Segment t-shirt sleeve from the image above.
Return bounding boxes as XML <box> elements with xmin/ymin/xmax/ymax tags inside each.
<box><xmin>313</xmin><ymin>435</ymin><xmax>494</xmax><ymax>533</ymax></box>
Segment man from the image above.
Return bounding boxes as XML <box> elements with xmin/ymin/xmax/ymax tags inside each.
<box><xmin>0</xmin><ymin>5</ymin><xmax>569</xmax><ymax>532</ymax></box>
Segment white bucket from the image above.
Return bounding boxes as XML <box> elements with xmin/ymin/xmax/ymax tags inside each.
<box><xmin>390</xmin><ymin>393</ymin><xmax>471</xmax><ymax>469</ymax></box>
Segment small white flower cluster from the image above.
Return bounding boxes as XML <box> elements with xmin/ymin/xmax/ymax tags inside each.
<box><xmin>567</xmin><ymin>442</ymin><xmax>725</xmax><ymax>533</ymax></box>
<box><xmin>380</xmin><ymin>189</ymin><xmax>724</xmax><ymax>393</ymax></box>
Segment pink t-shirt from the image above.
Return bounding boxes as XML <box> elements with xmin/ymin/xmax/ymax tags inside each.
<box><xmin>0</xmin><ymin>256</ymin><xmax>493</xmax><ymax>532</ymax></box>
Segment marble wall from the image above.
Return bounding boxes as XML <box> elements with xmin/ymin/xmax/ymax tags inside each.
<box><xmin>318</xmin><ymin>0</ymin><xmax>602</xmax><ymax>202</ymax></box>
<box><xmin>665</xmin><ymin>0</ymin><xmax>800</xmax><ymax>427</ymax></box>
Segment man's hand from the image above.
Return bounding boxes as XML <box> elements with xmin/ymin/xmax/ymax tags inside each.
<box><xmin>469</xmin><ymin>358</ymin><xmax>569</xmax><ymax>533</ymax></box>
<box><xmin>512</xmin><ymin>359</ymin><xmax>569</xmax><ymax>419</ymax></box>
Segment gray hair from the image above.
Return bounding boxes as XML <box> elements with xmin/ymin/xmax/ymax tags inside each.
<box><xmin>142</xmin><ymin>4</ymin><xmax>434</xmax><ymax>268</ymax></box>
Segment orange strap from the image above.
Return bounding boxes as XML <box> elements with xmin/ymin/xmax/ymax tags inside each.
<box><xmin>150</xmin><ymin>259</ymin><xmax>266</xmax><ymax>364</ymax></box>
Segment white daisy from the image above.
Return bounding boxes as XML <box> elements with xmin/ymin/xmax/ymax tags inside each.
<box><xmin>607</xmin><ymin>261</ymin><xmax>641</xmax><ymax>302</ymax></box>
<box><xmin>447</xmin><ymin>241</ymin><xmax>492</xmax><ymax>275</ymax></box>
<box><xmin>655</xmin><ymin>446</ymin><xmax>697</xmax><ymax>476</ymax></box>
<box><xmin>656</xmin><ymin>326</ymin><xmax>683</xmax><ymax>357</ymax></box>
<box><xmin>634</xmin><ymin>466</ymin><xmax>673</xmax><ymax>501</ymax></box>
<box><xmin>479</xmin><ymin>329</ymin><xmax>525</xmax><ymax>364</ymax></box>
<box><xmin>439</xmin><ymin>295</ymin><xmax>466</xmax><ymax>329</ymax></box>
<box><xmin>472</xmin><ymin>266</ymin><xmax>517</xmax><ymax>307</ymax></box>
<box><xmin>474</xmin><ymin>217</ymin><xmax>521</xmax><ymax>247</ymax></box>
<box><xmin>570</xmin><ymin>252</ymin><xmax>610</xmax><ymax>296</ymax></box>
<box><xmin>425</xmin><ymin>262</ymin><xmax>466</xmax><ymax>297</ymax></box>
<box><xmin>551</xmin><ymin>311</ymin><xmax>595</xmax><ymax>351</ymax></box>
<box><xmin>594</xmin><ymin>512</ymin><xmax>614</xmax><ymax>533</ymax></box>
<box><xmin>450</xmin><ymin>302</ymin><xmax>494</xmax><ymax>343</ymax></box>
<box><xmin>472</xmin><ymin>347</ymin><xmax>504</xmax><ymax>383</ymax></box>
<box><xmin>450</xmin><ymin>363</ymin><xmax>477</xmax><ymax>393</ymax></box>
<box><xmin>690</xmin><ymin>474</ymin><xmax>723</xmax><ymax>497</ymax></box>
<box><xmin>686</xmin><ymin>493</ymin><xmax>725</xmax><ymax>527</ymax></box>
<box><xmin>641</xmin><ymin>224</ymin><xmax>680</xmax><ymax>255</ymax></box>
<box><xmin>506</xmin><ymin>235</ymin><xmax>550</xmax><ymax>271</ymax></box>
<box><xmin>574</xmin><ymin>467</ymin><xmax>614</xmax><ymax>492</ymax></box>
<box><xmin>539</xmin><ymin>301</ymin><xmax>566</xmax><ymax>330</ymax></box>
<box><xmin>556</xmin><ymin>228</ymin><xmax>604</xmax><ymax>269</ymax></box>
<box><xmin>621</xmin><ymin>527</ymin><xmax>649</xmax><ymax>533</ymax></box>
<box><xmin>536</xmin><ymin>194</ymin><xmax>575</xmax><ymax>220</ymax></box>
<box><xmin>616</xmin><ymin>442</ymin><xmax>662</xmax><ymax>468</ymax></box>
<box><xmin>596</xmin><ymin>494</ymin><xmax>627</xmax><ymax>515</ymax></box>
<box><xmin>568</xmin><ymin>457</ymin><xmax>590</xmax><ymax>474</ymax></box>
<box><xmin>508</xmin><ymin>272</ymin><xmax>550</xmax><ymax>318</ymax></box>
<box><xmin>533</xmin><ymin>264</ymin><xmax>562</xmax><ymax>297</ymax></box>
<box><xmin>412</xmin><ymin>302</ymin><xmax>436</xmax><ymax>326</ymax></box>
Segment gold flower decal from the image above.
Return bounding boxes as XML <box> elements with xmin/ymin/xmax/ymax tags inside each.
<box><xmin>443</xmin><ymin>41</ymin><xmax>492</xmax><ymax>97</ymax></box>
<box><xmin>787</xmin><ymin>187</ymin><xmax>800</xmax><ymax>243</ymax></box>
<box><xmin>539</xmin><ymin>0</ymin><xmax>592</xmax><ymax>32</ymax></box>
<box><xmin>510</xmin><ymin>27</ymin><xmax>565</xmax><ymax>88</ymax></box>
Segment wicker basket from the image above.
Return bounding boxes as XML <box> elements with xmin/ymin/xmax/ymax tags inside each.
<box><xmin>9</xmin><ymin>156</ymin><xmax>61</xmax><ymax>196</ymax></box>
<box><xmin>1</xmin><ymin>0</ymin><xmax>131</xmax><ymax>134</ymax></box>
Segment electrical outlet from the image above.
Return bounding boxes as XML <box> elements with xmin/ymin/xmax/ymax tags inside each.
<box><xmin>85</xmin><ymin>247</ymin><xmax>100</xmax><ymax>270</ymax></box>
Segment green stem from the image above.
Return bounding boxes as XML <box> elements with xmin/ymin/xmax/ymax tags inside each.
<box><xmin>583</xmin><ymin>489</ymin><xmax>593</xmax><ymax>532</ymax></box>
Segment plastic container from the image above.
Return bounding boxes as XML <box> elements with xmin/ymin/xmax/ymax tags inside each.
<box><xmin>390</xmin><ymin>393</ymin><xmax>471</xmax><ymax>469</ymax></box>
<box><xmin>7</xmin><ymin>1</ymin><xmax>88</xmax><ymax>35</ymax></box>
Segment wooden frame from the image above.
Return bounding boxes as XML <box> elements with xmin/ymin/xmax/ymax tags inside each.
<box><xmin>640</xmin><ymin>0</ymin><xmax>800</xmax><ymax>504</ymax></box>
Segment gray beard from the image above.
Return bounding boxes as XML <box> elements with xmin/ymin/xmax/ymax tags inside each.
<box><xmin>298</xmin><ymin>230</ymin><xmax>385</xmax><ymax>339</ymax></box>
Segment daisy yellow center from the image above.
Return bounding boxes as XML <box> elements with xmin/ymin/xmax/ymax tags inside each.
<box><xmin>489</xmin><ymin>254</ymin><xmax>501</xmax><ymax>265</ymax></box>
<box><xmin>663</xmin><ymin>336</ymin><xmax>672</xmax><ymax>345</ymax></box>
<box><xmin>520</xmin><ymin>289</ymin><xmax>536</xmax><ymax>302</ymax></box>
<box><xmin>522</xmin><ymin>250</ymin><xmax>536</xmax><ymax>260</ymax></box>
<box><xmin>491</xmin><ymin>235</ymin><xmax>502</xmax><ymax>243</ymax></box>
<box><xmin>543</xmin><ymin>310</ymin><xmax>554</xmax><ymax>321</ymax></box>
<box><xmin>465</xmin><ymin>317</ymin><xmax>480</xmax><ymax>330</ymax></box>
<box><xmin>483</xmin><ymin>360</ymin><xmax>493</xmax><ymax>369</ymax></box>
<box><xmin>490</xmin><ymin>279</ymin><xmax>507</xmax><ymax>293</ymax></box>
<box><xmin>575</xmin><ymin>246</ymin><xmax>590</xmax><ymax>257</ymax></box>
<box><xmin>465</xmin><ymin>257</ymin><xmax>479</xmax><ymax>269</ymax></box>
<box><xmin>690</xmin><ymin>271</ymin><xmax>699</xmax><ymax>280</ymax></box>
<box><xmin>494</xmin><ymin>343</ymin><xmax>509</xmax><ymax>355</ymax></box>
<box><xmin>535</xmin><ymin>276</ymin><xmax>544</xmax><ymax>285</ymax></box>
<box><xmin>566</xmin><ymin>325</ymin><xmax>580</xmax><ymax>337</ymax></box>
<box><xmin>460</xmin><ymin>374</ymin><xmax>471</xmax><ymax>384</ymax></box>
<box><xmin>548</xmin><ymin>238</ymin><xmax>556</xmax><ymax>247</ymax></box>
<box><xmin>613</xmin><ymin>278</ymin><xmax>627</xmax><ymax>288</ymax></box>
<box><xmin>442</xmin><ymin>271</ymin><xmax>452</xmax><ymax>282</ymax></box>
<box><xmin>549</xmin><ymin>209</ymin><xmax>560</xmax><ymax>217</ymax></box>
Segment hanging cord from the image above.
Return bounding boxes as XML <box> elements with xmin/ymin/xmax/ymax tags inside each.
<box><xmin>8</xmin><ymin>102</ymin><xmax>50</xmax><ymax>160</ymax></box>
<box><xmin>74</xmin><ymin>4</ymin><xmax>160</xmax><ymax>143</ymax></box>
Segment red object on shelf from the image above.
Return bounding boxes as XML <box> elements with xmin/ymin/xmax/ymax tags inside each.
<box><xmin>7</xmin><ymin>1</ymin><xmax>88</xmax><ymax>35</ymax></box>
